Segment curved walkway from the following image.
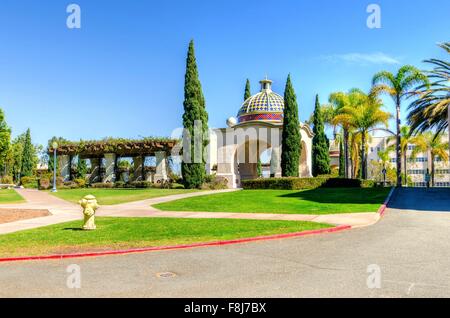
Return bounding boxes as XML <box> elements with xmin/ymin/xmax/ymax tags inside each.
<box><xmin>0</xmin><ymin>189</ymin><xmax>236</xmax><ymax>234</ymax></box>
<box><xmin>0</xmin><ymin>189</ymin><xmax>80</xmax><ymax>234</ymax></box>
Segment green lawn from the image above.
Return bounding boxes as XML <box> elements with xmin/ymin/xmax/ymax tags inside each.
<box><xmin>50</xmin><ymin>188</ymin><xmax>199</xmax><ymax>205</ymax></box>
<box><xmin>154</xmin><ymin>188</ymin><xmax>391</xmax><ymax>214</ymax></box>
<box><xmin>0</xmin><ymin>189</ymin><xmax>25</xmax><ymax>204</ymax></box>
<box><xmin>0</xmin><ymin>217</ymin><xmax>332</xmax><ymax>257</ymax></box>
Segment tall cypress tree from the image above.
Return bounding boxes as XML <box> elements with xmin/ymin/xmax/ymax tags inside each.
<box><xmin>181</xmin><ymin>40</ymin><xmax>209</xmax><ymax>189</ymax></box>
<box><xmin>20</xmin><ymin>128</ymin><xmax>34</xmax><ymax>178</ymax></box>
<box><xmin>312</xmin><ymin>95</ymin><xmax>331</xmax><ymax>176</ymax></box>
<box><xmin>339</xmin><ymin>139</ymin><xmax>345</xmax><ymax>177</ymax></box>
<box><xmin>0</xmin><ymin>109</ymin><xmax>11</xmax><ymax>172</ymax></box>
<box><xmin>281</xmin><ymin>74</ymin><xmax>301</xmax><ymax>177</ymax></box>
<box><xmin>244</xmin><ymin>79</ymin><xmax>251</xmax><ymax>101</ymax></box>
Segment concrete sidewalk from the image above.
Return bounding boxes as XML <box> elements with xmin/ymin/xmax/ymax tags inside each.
<box><xmin>0</xmin><ymin>189</ymin><xmax>238</xmax><ymax>234</ymax></box>
<box><xmin>94</xmin><ymin>188</ymin><xmax>381</xmax><ymax>227</ymax></box>
<box><xmin>98</xmin><ymin>208</ymin><xmax>380</xmax><ymax>228</ymax></box>
<box><xmin>0</xmin><ymin>189</ymin><xmax>80</xmax><ymax>235</ymax></box>
<box><xmin>0</xmin><ymin>188</ymin><xmax>382</xmax><ymax>235</ymax></box>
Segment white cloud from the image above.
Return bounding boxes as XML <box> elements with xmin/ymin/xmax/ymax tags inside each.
<box><xmin>323</xmin><ymin>52</ymin><xmax>400</xmax><ymax>65</ymax></box>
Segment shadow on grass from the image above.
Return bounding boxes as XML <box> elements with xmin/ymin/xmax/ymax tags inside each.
<box><xmin>387</xmin><ymin>188</ymin><xmax>450</xmax><ymax>212</ymax></box>
<box><xmin>278</xmin><ymin>187</ymin><xmax>390</xmax><ymax>204</ymax></box>
<box><xmin>63</xmin><ymin>228</ymin><xmax>84</xmax><ymax>231</ymax></box>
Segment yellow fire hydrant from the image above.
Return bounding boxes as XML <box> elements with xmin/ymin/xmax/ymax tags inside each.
<box><xmin>79</xmin><ymin>195</ymin><xmax>100</xmax><ymax>230</ymax></box>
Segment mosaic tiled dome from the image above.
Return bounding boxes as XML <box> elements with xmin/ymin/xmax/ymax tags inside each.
<box><xmin>237</xmin><ymin>78</ymin><xmax>284</xmax><ymax>124</ymax></box>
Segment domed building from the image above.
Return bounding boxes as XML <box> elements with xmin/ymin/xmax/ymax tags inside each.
<box><xmin>208</xmin><ymin>77</ymin><xmax>314</xmax><ymax>188</ymax></box>
<box><xmin>237</xmin><ymin>78</ymin><xmax>284</xmax><ymax>124</ymax></box>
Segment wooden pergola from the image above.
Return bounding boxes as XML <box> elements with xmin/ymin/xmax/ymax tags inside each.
<box><xmin>50</xmin><ymin>138</ymin><xmax>179</xmax><ymax>183</ymax></box>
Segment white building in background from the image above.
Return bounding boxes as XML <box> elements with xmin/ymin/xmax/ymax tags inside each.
<box><xmin>208</xmin><ymin>78</ymin><xmax>314</xmax><ymax>188</ymax></box>
<box><xmin>368</xmin><ymin>135</ymin><xmax>449</xmax><ymax>187</ymax></box>
<box><xmin>330</xmin><ymin>135</ymin><xmax>450</xmax><ymax>187</ymax></box>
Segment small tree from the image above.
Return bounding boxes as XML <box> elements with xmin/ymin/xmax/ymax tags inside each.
<box><xmin>244</xmin><ymin>79</ymin><xmax>251</xmax><ymax>101</ymax></box>
<box><xmin>76</xmin><ymin>157</ymin><xmax>88</xmax><ymax>179</ymax></box>
<box><xmin>20</xmin><ymin>129</ymin><xmax>34</xmax><ymax>178</ymax></box>
<box><xmin>0</xmin><ymin>109</ymin><xmax>11</xmax><ymax>175</ymax></box>
<box><xmin>312</xmin><ymin>95</ymin><xmax>331</xmax><ymax>176</ymax></box>
<box><xmin>181</xmin><ymin>40</ymin><xmax>209</xmax><ymax>189</ymax></box>
<box><xmin>413</xmin><ymin>132</ymin><xmax>449</xmax><ymax>186</ymax></box>
<box><xmin>257</xmin><ymin>158</ymin><xmax>262</xmax><ymax>178</ymax></box>
<box><xmin>281</xmin><ymin>74</ymin><xmax>301</xmax><ymax>177</ymax></box>
<box><xmin>338</xmin><ymin>139</ymin><xmax>345</xmax><ymax>177</ymax></box>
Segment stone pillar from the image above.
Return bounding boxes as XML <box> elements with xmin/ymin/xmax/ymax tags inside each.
<box><xmin>154</xmin><ymin>151</ymin><xmax>167</xmax><ymax>183</ymax></box>
<box><xmin>214</xmin><ymin>144</ymin><xmax>236</xmax><ymax>188</ymax></box>
<box><xmin>58</xmin><ymin>155</ymin><xmax>71</xmax><ymax>182</ymax></box>
<box><xmin>270</xmin><ymin>146</ymin><xmax>282</xmax><ymax>178</ymax></box>
<box><xmin>89</xmin><ymin>158</ymin><xmax>101</xmax><ymax>184</ymax></box>
<box><xmin>133</xmin><ymin>156</ymin><xmax>144</xmax><ymax>181</ymax></box>
<box><xmin>103</xmin><ymin>153</ymin><xmax>116</xmax><ymax>183</ymax></box>
<box><xmin>145</xmin><ymin>169</ymin><xmax>154</xmax><ymax>183</ymax></box>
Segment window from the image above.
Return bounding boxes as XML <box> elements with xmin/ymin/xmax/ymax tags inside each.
<box><xmin>408</xmin><ymin>157</ymin><xmax>428</xmax><ymax>163</ymax></box>
<box><xmin>407</xmin><ymin>169</ymin><xmax>425</xmax><ymax>175</ymax></box>
<box><xmin>435</xmin><ymin>169</ymin><xmax>450</xmax><ymax>174</ymax></box>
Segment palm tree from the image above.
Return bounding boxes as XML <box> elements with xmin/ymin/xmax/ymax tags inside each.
<box><xmin>413</xmin><ymin>132</ymin><xmax>449</xmax><ymax>186</ymax></box>
<box><xmin>408</xmin><ymin>43</ymin><xmax>450</xmax><ymax>137</ymax></box>
<box><xmin>334</xmin><ymin>94</ymin><xmax>391</xmax><ymax>179</ymax></box>
<box><xmin>378</xmin><ymin>148</ymin><xmax>389</xmax><ymax>169</ymax></box>
<box><xmin>329</xmin><ymin>88</ymin><xmax>366</xmax><ymax>178</ymax></box>
<box><xmin>386</xmin><ymin>126</ymin><xmax>423</xmax><ymax>186</ymax></box>
<box><xmin>372</xmin><ymin>65</ymin><xmax>429</xmax><ymax>186</ymax></box>
<box><xmin>348</xmin><ymin>131</ymin><xmax>364</xmax><ymax>179</ymax></box>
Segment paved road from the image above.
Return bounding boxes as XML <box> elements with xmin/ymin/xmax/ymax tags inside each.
<box><xmin>1</xmin><ymin>188</ymin><xmax>449</xmax><ymax>298</ymax></box>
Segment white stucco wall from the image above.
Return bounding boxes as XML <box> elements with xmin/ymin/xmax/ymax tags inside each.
<box><xmin>210</xmin><ymin>123</ymin><xmax>314</xmax><ymax>188</ymax></box>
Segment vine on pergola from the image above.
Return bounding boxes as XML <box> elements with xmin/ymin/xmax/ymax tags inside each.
<box><xmin>48</xmin><ymin>137</ymin><xmax>179</xmax><ymax>157</ymax></box>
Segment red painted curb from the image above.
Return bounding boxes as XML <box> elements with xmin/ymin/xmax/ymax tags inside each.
<box><xmin>378</xmin><ymin>187</ymin><xmax>396</xmax><ymax>217</ymax></box>
<box><xmin>0</xmin><ymin>225</ymin><xmax>351</xmax><ymax>263</ymax></box>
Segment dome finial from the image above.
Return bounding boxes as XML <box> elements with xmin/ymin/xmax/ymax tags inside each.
<box><xmin>259</xmin><ymin>76</ymin><xmax>273</xmax><ymax>92</ymax></box>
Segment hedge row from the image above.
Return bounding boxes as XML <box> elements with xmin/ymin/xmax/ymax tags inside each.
<box><xmin>241</xmin><ymin>177</ymin><xmax>376</xmax><ymax>190</ymax></box>
<box><xmin>241</xmin><ymin>177</ymin><xmax>328</xmax><ymax>190</ymax></box>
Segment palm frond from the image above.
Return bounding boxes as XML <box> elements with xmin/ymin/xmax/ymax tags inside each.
<box><xmin>407</xmin><ymin>42</ymin><xmax>450</xmax><ymax>137</ymax></box>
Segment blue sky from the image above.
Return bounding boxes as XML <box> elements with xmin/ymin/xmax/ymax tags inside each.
<box><xmin>0</xmin><ymin>0</ymin><xmax>448</xmax><ymax>146</ymax></box>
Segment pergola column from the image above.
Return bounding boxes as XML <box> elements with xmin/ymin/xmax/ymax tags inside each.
<box><xmin>103</xmin><ymin>153</ymin><xmax>116</xmax><ymax>183</ymax></box>
<box><xmin>270</xmin><ymin>146</ymin><xmax>282</xmax><ymax>178</ymax></box>
<box><xmin>145</xmin><ymin>168</ymin><xmax>154</xmax><ymax>183</ymax></box>
<box><xmin>154</xmin><ymin>151</ymin><xmax>168</xmax><ymax>182</ymax></box>
<box><xmin>133</xmin><ymin>156</ymin><xmax>144</xmax><ymax>181</ymax></box>
<box><xmin>58</xmin><ymin>155</ymin><xmax>71</xmax><ymax>182</ymax></box>
<box><xmin>114</xmin><ymin>155</ymin><xmax>120</xmax><ymax>182</ymax></box>
<box><xmin>89</xmin><ymin>158</ymin><xmax>101</xmax><ymax>183</ymax></box>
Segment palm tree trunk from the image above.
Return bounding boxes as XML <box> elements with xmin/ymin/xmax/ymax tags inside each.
<box><xmin>395</xmin><ymin>97</ymin><xmax>402</xmax><ymax>187</ymax></box>
<box><xmin>431</xmin><ymin>154</ymin><xmax>435</xmax><ymax>187</ymax></box>
<box><xmin>361</xmin><ymin>132</ymin><xmax>366</xmax><ymax>179</ymax></box>
<box><xmin>344</xmin><ymin>129</ymin><xmax>349</xmax><ymax>179</ymax></box>
<box><xmin>403</xmin><ymin>152</ymin><xmax>407</xmax><ymax>186</ymax></box>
